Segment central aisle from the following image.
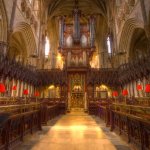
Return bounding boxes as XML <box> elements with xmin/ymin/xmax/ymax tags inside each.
<box><xmin>16</xmin><ymin>111</ymin><xmax>131</xmax><ymax>150</ymax></box>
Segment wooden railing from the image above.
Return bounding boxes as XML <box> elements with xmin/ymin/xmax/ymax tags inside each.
<box><xmin>110</xmin><ymin>111</ymin><xmax>150</xmax><ymax>150</ymax></box>
<box><xmin>0</xmin><ymin>103</ymin><xmax>40</xmax><ymax>115</ymax></box>
<box><xmin>0</xmin><ymin>110</ymin><xmax>41</xmax><ymax>150</ymax></box>
<box><xmin>0</xmin><ymin>99</ymin><xmax>66</xmax><ymax>149</ymax></box>
<box><xmin>88</xmin><ymin>99</ymin><xmax>150</xmax><ymax>150</ymax></box>
<box><xmin>111</xmin><ymin>103</ymin><xmax>150</xmax><ymax>121</ymax></box>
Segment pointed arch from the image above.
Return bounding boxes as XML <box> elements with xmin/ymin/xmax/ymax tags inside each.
<box><xmin>118</xmin><ymin>18</ymin><xmax>144</xmax><ymax>59</ymax></box>
<box><xmin>9</xmin><ymin>22</ymin><xmax>37</xmax><ymax>59</ymax></box>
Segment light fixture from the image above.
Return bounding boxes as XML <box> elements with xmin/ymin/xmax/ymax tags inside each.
<box><xmin>12</xmin><ymin>85</ymin><xmax>17</xmax><ymax>91</ymax></box>
<box><xmin>48</xmin><ymin>85</ymin><xmax>55</xmax><ymax>90</ymax></box>
<box><xmin>122</xmin><ymin>89</ymin><xmax>128</xmax><ymax>96</ymax></box>
<box><xmin>112</xmin><ymin>91</ymin><xmax>118</xmax><ymax>97</ymax></box>
<box><xmin>145</xmin><ymin>84</ymin><xmax>150</xmax><ymax>93</ymax></box>
<box><xmin>137</xmin><ymin>84</ymin><xmax>142</xmax><ymax>91</ymax></box>
<box><xmin>0</xmin><ymin>83</ymin><xmax>6</xmax><ymax>93</ymax></box>
<box><xmin>23</xmin><ymin>89</ymin><xmax>29</xmax><ymax>95</ymax></box>
<box><xmin>34</xmin><ymin>91</ymin><xmax>40</xmax><ymax>97</ymax></box>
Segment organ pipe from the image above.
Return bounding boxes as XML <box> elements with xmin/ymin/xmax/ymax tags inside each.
<box><xmin>59</xmin><ymin>17</ymin><xmax>65</xmax><ymax>47</ymax></box>
<box><xmin>89</xmin><ymin>16</ymin><xmax>95</xmax><ymax>47</ymax></box>
<box><xmin>73</xmin><ymin>0</ymin><xmax>80</xmax><ymax>43</ymax></box>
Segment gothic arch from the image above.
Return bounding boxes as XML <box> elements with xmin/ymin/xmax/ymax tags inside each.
<box><xmin>9</xmin><ymin>22</ymin><xmax>37</xmax><ymax>59</ymax></box>
<box><xmin>128</xmin><ymin>28</ymin><xmax>148</xmax><ymax>61</ymax></box>
<box><xmin>118</xmin><ymin>18</ymin><xmax>144</xmax><ymax>61</ymax></box>
<box><xmin>0</xmin><ymin>0</ymin><xmax>8</xmax><ymax>42</ymax></box>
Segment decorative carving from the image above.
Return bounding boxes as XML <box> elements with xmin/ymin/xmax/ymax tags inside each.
<box><xmin>34</xmin><ymin>21</ymin><xmax>38</xmax><ymax>32</ymax></box>
<box><xmin>124</xmin><ymin>2</ymin><xmax>130</xmax><ymax>14</ymax></box>
<box><xmin>30</xmin><ymin>15</ymin><xmax>35</xmax><ymax>24</ymax></box>
<box><xmin>21</xmin><ymin>0</ymin><xmax>27</xmax><ymax>12</ymax></box>
<box><xmin>26</xmin><ymin>7</ymin><xmax>31</xmax><ymax>19</ymax></box>
<box><xmin>128</xmin><ymin>0</ymin><xmax>135</xmax><ymax>6</ymax></box>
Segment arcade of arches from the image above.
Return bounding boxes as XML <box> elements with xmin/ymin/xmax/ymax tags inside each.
<box><xmin>0</xmin><ymin>0</ymin><xmax>150</xmax><ymax>150</ymax></box>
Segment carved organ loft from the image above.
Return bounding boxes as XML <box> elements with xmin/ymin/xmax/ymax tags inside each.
<box><xmin>57</xmin><ymin>0</ymin><xmax>96</xmax><ymax>111</ymax></box>
<box><xmin>0</xmin><ymin>0</ymin><xmax>150</xmax><ymax>150</ymax></box>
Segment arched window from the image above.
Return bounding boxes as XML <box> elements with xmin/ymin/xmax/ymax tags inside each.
<box><xmin>45</xmin><ymin>36</ymin><xmax>50</xmax><ymax>58</ymax></box>
<box><xmin>107</xmin><ymin>36</ymin><xmax>112</xmax><ymax>54</ymax></box>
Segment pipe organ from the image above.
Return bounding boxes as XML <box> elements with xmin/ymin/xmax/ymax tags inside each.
<box><xmin>58</xmin><ymin>0</ymin><xmax>96</xmax><ymax>111</ymax></box>
<box><xmin>59</xmin><ymin>16</ymin><xmax>65</xmax><ymax>47</ymax></box>
<box><xmin>58</xmin><ymin>0</ymin><xmax>96</xmax><ymax>68</ymax></box>
<box><xmin>73</xmin><ymin>0</ymin><xmax>81</xmax><ymax>43</ymax></box>
<box><xmin>89</xmin><ymin>16</ymin><xmax>95</xmax><ymax>47</ymax></box>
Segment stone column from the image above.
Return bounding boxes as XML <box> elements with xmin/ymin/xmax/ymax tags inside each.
<box><xmin>9</xmin><ymin>0</ymin><xmax>18</xmax><ymax>30</ymax></box>
<box><xmin>140</xmin><ymin>0</ymin><xmax>150</xmax><ymax>48</ymax></box>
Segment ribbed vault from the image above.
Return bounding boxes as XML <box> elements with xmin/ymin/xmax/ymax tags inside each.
<box><xmin>48</xmin><ymin>0</ymin><xmax>107</xmax><ymax>17</ymax></box>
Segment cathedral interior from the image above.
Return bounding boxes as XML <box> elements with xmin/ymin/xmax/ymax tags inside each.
<box><xmin>0</xmin><ymin>0</ymin><xmax>150</xmax><ymax>150</ymax></box>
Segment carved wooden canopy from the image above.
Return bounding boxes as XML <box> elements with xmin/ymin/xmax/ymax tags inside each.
<box><xmin>0</xmin><ymin>52</ymin><xmax>150</xmax><ymax>88</ymax></box>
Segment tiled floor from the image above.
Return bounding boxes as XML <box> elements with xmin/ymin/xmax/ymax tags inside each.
<box><xmin>15</xmin><ymin>111</ymin><xmax>131</xmax><ymax>150</ymax></box>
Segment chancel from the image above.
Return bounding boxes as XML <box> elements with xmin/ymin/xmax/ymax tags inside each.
<box><xmin>0</xmin><ymin>0</ymin><xmax>150</xmax><ymax>150</ymax></box>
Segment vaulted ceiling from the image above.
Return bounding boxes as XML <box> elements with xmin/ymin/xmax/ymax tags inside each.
<box><xmin>47</xmin><ymin>0</ymin><xmax>107</xmax><ymax>18</ymax></box>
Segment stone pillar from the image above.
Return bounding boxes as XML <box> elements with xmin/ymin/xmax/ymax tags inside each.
<box><xmin>140</xmin><ymin>0</ymin><xmax>150</xmax><ymax>48</ymax></box>
<box><xmin>9</xmin><ymin>0</ymin><xmax>18</xmax><ymax>30</ymax></box>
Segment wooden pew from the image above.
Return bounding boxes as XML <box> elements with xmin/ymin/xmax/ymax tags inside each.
<box><xmin>0</xmin><ymin>99</ymin><xmax>66</xmax><ymax>149</ymax></box>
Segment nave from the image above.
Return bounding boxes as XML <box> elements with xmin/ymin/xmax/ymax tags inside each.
<box><xmin>15</xmin><ymin>111</ymin><xmax>131</xmax><ymax>150</ymax></box>
<box><xmin>0</xmin><ymin>0</ymin><xmax>150</xmax><ymax>150</ymax></box>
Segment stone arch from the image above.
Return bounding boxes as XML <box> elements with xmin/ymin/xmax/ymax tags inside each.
<box><xmin>128</xmin><ymin>28</ymin><xmax>148</xmax><ymax>61</ymax></box>
<box><xmin>118</xmin><ymin>18</ymin><xmax>144</xmax><ymax>60</ymax></box>
<box><xmin>0</xmin><ymin>0</ymin><xmax>8</xmax><ymax>45</ymax></box>
<box><xmin>8</xmin><ymin>22</ymin><xmax>37</xmax><ymax>60</ymax></box>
